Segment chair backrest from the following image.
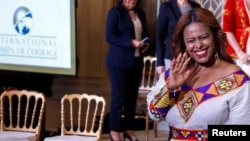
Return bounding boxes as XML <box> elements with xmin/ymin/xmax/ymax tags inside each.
<box><xmin>136</xmin><ymin>56</ymin><xmax>158</xmax><ymax>115</ymax></box>
<box><xmin>139</xmin><ymin>56</ymin><xmax>158</xmax><ymax>92</ymax></box>
<box><xmin>0</xmin><ymin>89</ymin><xmax>45</xmax><ymax>140</ymax></box>
<box><xmin>60</xmin><ymin>93</ymin><xmax>106</xmax><ymax>140</ymax></box>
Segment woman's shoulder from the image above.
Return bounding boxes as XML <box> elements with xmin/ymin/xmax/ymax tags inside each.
<box><xmin>135</xmin><ymin>8</ymin><xmax>145</xmax><ymax>14</ymax></box>
<box><xmin>108</xmin><ymin>7</ymin><xmax>126</xmax><ymax>14</ymax></box>
<box><xmin>108</xmin><ymin>7</ymin><xmax>128</xmax><ymax>18</ymax></box>
<box><xmin>220</xmin><ymin>61</ymin><xmax>242</xmax><ymax>74</ymax></box>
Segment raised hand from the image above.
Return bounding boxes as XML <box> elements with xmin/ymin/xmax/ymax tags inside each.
<box><xmin>167</xmin><ymin>52</ymin><xmax>192</xmax><ymax>90</ymax></box>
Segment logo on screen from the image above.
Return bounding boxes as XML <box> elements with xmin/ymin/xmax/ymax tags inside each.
<box><xmin>13</xmin><ymin>7</ymin><xmax>33</xmax><ymax>35</ymax></box>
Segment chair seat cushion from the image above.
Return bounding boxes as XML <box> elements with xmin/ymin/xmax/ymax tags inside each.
<box><xmin>44</xmin><ymin>135</ymin><xmax>98</xmax><ymax>141</ymax></box>
<box><xmin>0</xmin><ymin>131</ymin><xmax>36</xmax><ymax>141</ymax></box>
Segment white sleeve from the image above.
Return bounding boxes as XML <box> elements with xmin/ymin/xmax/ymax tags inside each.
<box><xmin>147</xmin><ymin>72</ymin><xmax>167</xmax><ymax>121</ymax></box>
<box><xmin>226</xmin><ymin>82</ymin><xmax>250</xmax><ymax>124</ymax></box>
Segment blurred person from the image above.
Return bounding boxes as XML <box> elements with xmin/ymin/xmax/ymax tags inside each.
<box><xmin>222</xmin><ymin>0</ymin><xmax>250</xmax><ymax>76</ymax></box>
<box><xmin>105</xmin><ymin>0</ymin><xmax>150</xmax><ymax>140</ymax></box>
<box><xmin>147</xmin><ymin>8</ymin><xmax>250</xmax><ymax>141</ymax></box>
<box><xmin>156</xmin><ymin>0</ymin><xmax>200</xmax><ymax>75</ymax></box>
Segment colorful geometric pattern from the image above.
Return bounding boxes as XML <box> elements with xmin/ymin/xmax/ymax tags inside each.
<box><xmin>149</xmin><ymin>90</ymin><xmax>171</xmax><ymax>120</ymax></box>
<box><xmin>149</xmin><ymin>81</ymin><xmax>174</xmax><ymax>120</ymax></box>
<box><xmin>172</xmin><ymin>127</ymin><xmax>208</xmax><ymax>141</ymax></box>
<box><xmin>149</xmin><ymin>70</ymin><xmax>249</xmax><ymax>121</ymax></box>
<box><xmin>177</xmin><ymin>91</ymin><xmax>198</xmax><ymax>121</ymax></box>
<box><xmin>177</xmin><ymin>70</ymin><xmax>249</xmax><ymax>122</ymax></box>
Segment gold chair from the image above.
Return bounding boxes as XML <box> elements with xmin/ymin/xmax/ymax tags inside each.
<box><xmin>135</xmin><ymin>55</ymin><xmax>159</xmax><ymax>141</ymax></box>
<box><xmin>0</xmin><ymin>89</ymin><xmax>45</xmax><ymax>141</ymax></box>
<box><xmin>44</xmin><ymin>93</ymin><xmax>106</xmax><ymax>141</ymax></box>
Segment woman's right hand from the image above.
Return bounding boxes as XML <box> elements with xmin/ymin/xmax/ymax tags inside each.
<box><xmin>167</xmin><ymin>52</ymin><xmax>192</xmax><ymax>90</ymax></box>
<box><xmin>131</xmin><ymin>39</ymin><xmax>145</xmax><ymax>49</ymax></box>
<box><xmin>237</xmin><ymin>51</ymin><xmax>250</xmax><ymax>65</ymax></box>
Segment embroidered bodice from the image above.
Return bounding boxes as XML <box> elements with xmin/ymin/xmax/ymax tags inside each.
<box><xmin>147</xmin><ymin>70</ymin><xmax>250</xmax><ymax>131</ymax></box>
<box><xmin>175</xmin><ymin>70</ymin><xmax>250</xmax><ymax>122</ymax></box>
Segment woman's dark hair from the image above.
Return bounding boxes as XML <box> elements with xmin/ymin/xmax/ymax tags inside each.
<box><xmin>172</xmin><ymin>8</ymin><xmax>234</xmax><ymax>64</ymax></box>
<box><xmin>116</xmin><ymin>0</ymin><xmax>142</xmax><ymax>10</ymax></box>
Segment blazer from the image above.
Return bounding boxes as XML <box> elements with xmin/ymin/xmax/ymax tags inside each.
<box><xmin>105</xmin><ymin>7</ymin><xmax>149</xmax><ymax>68</ymax></box>
<box><xmin>156</xmin><ymin>0</ymin><xmax>200</xmax><ymax>66</ymax></box>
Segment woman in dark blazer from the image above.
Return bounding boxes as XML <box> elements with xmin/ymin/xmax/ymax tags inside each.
<box><xmin>105</xmin><ymin>0</ymin><xmax>150</xmax><ymax>140</ymax></box>
<box><xmin>156</xmin><ymin>0</ymin><xmax>200</xmax><ymax>75</ymax></box>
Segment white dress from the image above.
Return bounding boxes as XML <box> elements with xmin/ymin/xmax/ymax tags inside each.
<box><xmin>147</xmin><ymin>69</ymin><xmax>250</xmax><ymax>141</ymax></box>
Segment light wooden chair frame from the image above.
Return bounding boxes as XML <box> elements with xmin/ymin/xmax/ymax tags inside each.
<box><xmin>44</xmin><ymin>93</ymin><xmax>106</xmax><ymax>141</ymax></box>
<box><xmin>135</xmin><ymin>56</ymin><xmax>159</xmax><ymax>141</ymax></box>
<box><xmin>0</xmin><ymin>89</ymin><xmax>45</xmax><ymax>141</ymax></box>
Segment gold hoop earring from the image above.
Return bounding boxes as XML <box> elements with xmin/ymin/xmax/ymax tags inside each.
<box><xmin>215</xmin><ymin>52</ymin><xmax>220</xmax><ymax>63</ymax></box>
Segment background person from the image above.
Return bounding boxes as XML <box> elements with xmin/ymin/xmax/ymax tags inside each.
<box><xmin>147</xmin><ymin>8</ymin><xmax>250</xmax><ymax>141</ymax></box>
<box><xmin>222</xmin><ymin>0</ymin><xmax>250</xmax><ymax>76</ymax></box>
<box><xmin>105</xmin><ymin>0</ymin><xmax>150</xmax><ymax>140</ymax></box>
<box><xmin>155</xmin><ymin>0</ymin><xmax>200</xmax><ymax>75</ymax></box>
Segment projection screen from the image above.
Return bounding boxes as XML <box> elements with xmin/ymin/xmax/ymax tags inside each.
<box><xmin>0</xmin><ymin>0</ymin><xmax>76</xmax><ymax>75</ymax></box>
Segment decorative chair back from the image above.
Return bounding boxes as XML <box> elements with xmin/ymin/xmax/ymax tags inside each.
<box><xmin>0</xmin><ymin>89</ymin><xmax>45</xmax><ymax>141</ymax></box>
<box><xmin>60</xmin><ymin>93</ymin><xmax>106</xmax><ymax>140</ymax></box>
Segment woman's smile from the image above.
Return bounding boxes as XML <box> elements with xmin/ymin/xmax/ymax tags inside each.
<box><xmin>194</xmin><ymin>49</ymin><xmax>207</xmax><ymax>58</ymax></box>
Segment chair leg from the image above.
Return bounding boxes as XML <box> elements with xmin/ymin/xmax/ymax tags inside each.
<box><xmin>153</xmin><ymin>121</ymin><xmax>158</xmax><ymax>137</ymax></box>
<box><xmin>145</xmin><ymin>111</ymin><xmax>149</xmax><ymax>141</ymax></box>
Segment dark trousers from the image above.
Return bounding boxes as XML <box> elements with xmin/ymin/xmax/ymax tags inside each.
<box><xmin>107</xmin><ymin>57</ymin><xmax>143</xmax><ymax>131</ymax></box>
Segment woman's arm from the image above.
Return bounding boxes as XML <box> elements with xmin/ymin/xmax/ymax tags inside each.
<box><xmin>225</xmin><ymin>32</ymin><xmax>250</xmax><ymax>64</ymax></box>
<box><xmin>147</xmin><ymin>72</ymin><xmax>175</xmax><ymax>121</ymax></box>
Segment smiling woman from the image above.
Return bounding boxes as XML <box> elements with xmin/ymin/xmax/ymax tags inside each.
<box><xmin>147</xmin><ymin>7</ymin><xmax>250</xmax><ymax>141</ymax></box>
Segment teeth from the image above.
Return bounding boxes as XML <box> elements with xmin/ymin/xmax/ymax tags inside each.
<box><xmin>196</xmin><ymin>50</ymin><xmax>205</xmax><ymax>54</ymax></box>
